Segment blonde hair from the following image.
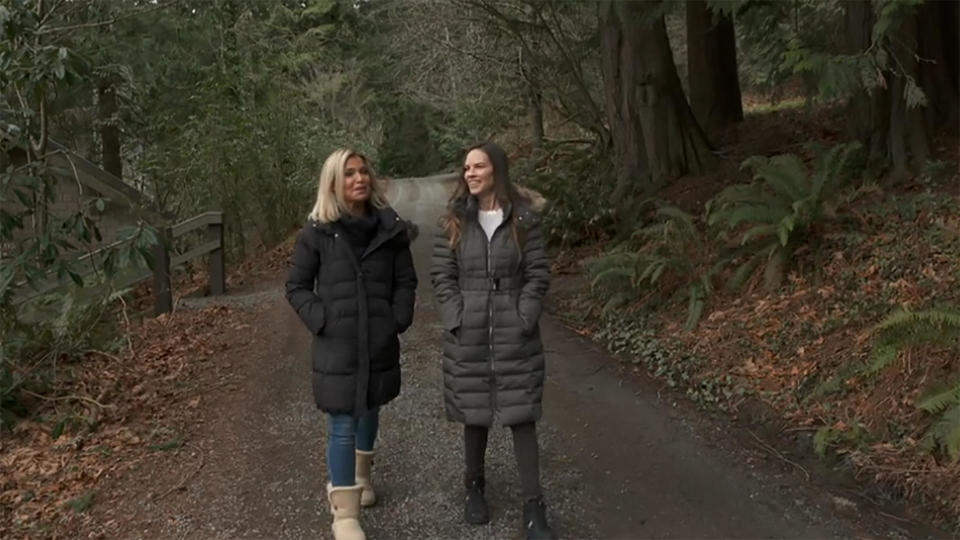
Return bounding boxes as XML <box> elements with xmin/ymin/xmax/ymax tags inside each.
<box><xmin>308</xmin><ymin>148</ymin><xmax>388</xmax><ymax>223</ymax></box>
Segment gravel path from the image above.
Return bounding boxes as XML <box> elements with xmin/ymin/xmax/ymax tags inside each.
<box><xmin>97</xmin><ymin>177</ymin><xmax>946</xmax><ymax>540</ymax></box>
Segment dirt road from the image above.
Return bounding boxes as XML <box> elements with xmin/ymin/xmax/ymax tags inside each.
<box><xmin>98</xmin><ymin>176</ymin><xmax>943</xmax><ymax>539</ymax></box>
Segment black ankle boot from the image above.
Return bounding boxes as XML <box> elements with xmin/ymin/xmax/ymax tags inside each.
<box><xmin>522</xmin><ymin>496</ymin><xmax>556</xmax><ymax>540</ymax></box>
<box><xmin>464</xmin><ymin>478</ymin><xmax>490</xmax><ymax>524</ymax></box>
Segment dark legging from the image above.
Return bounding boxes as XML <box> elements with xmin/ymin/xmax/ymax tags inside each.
<box><xmin>464</xmin><ymin>422</ymin><xmax>541</xmax><ymax>500</ymax></box>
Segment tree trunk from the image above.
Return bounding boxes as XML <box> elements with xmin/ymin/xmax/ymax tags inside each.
<box><xmin>518</xmin><ymin>44</ymin><xmax>545</xmax><ymax>147</ymax></box>
<box><xmin>598</xmin><ymin>0</ymin><xmax>714</xmax><ymax>202</ymax></box>
<box><xmin>844</xmin><ymin>0</ymin><xmax>938</xmax><ymax>185</ymax></box>
<box><xmin>844</xmin><ymin>0</ymin><xmax>888</xmax><ymax>166</ymax></box>
<box><xmin>98</xmin><ymin>78</ymin><xmax>122</xmax><ymax>179</ymax></box>
<box><xmin>940</xmin><ymin>0</ymin><xmax>960</xmax><ymax>94</ymax></box>
<box><xmin>887</xmin><ymin>8</ymin><xmax>930</xmax><ymax>184</ymax></box>
<box><xmin>686</xmin><ymin>0</ymin><xmax>743</xmax><ymax>135</ymax></box>
<box><xmin>917</xmin><ymin>0</ymin><xmax>960</xmax><ymax>133</ymax></box>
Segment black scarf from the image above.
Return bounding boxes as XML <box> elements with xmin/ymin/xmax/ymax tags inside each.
<box><xmin>338</xmin><ymin>206</ymin><xmax>379</xmax><ymax>262</ymax></box>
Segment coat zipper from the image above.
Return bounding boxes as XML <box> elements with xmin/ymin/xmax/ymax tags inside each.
<box><xmin>487</xmin><ymin>233</ymin><xmax>496</xmax><ymax>416</ymax></box>
<box><xmin>337</xmin><ymin>214</ymin><xmax>404</xmax><ymax>414</ymax></box>
<box><xmin>483</xmin><ymin>211</ymin><xmax>509</xmax><ymax>418</ymax></box>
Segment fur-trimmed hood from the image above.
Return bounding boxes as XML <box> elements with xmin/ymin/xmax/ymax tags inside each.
<box><xmin>516</xmin><ymin>186</ymin><xmax>548</xmax><ymax>213</ymax></box>
<box><xmin>449</xmin><ymin>186</ymin><xmax>548</xmax><ymax>222</ymax></box>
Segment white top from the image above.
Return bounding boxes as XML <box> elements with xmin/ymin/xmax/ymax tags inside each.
<box><xmin>478</xmin><ymin>208</ymin><xmax>504</xmax><ymax>241</ymax></box>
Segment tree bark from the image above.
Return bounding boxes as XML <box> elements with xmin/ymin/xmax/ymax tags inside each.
<box><xmin>940</xmin><ymin>0</ymin><xmax>960</xmax><ymax>94</ymax></box>
<box><xmin>887</xmin><ymin>8</ymin><xmax>930</xmax><ymax>184</ymax></box>
<box><xmin>98</xmin><ymin>78</ymin><xmax>122</xmax><ymax>179</ymax></box>
<box><xmin>844</xmin><ymin>0</ymin><xmax>940</xmax><ymax>185</ymax></box>
<box><xmin>844</xmin><ymin>0</ymin><xmax>888</xmax><ymax>165</ymax></box>
<box><xmin>686</xmin><ymin>0</ymin><xmax>743</xmax><ymax>135</ymax></box>
<box><xmin>598</xmin><ymin>0</ymin><xmax>714</xmax><ymax>202</ymax></box>
<box><xmin>917</xmin><ymin>0</ymin><xmax>960</xmax><ymax>133</ymax></box>
<box><xmin>518</xmin><ymin>43</ymin><xmax>545</xmax><ymax>147</ymax></box>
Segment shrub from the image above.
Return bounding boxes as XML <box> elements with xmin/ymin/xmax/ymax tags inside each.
<box><xmin>707</xmin><ymin>141</ymin><xmax>864</xmax><ymax>291</ymax></box>
<box><xmin>518</xmin><ymin>145</ymin><xmax>614</xmax><ymax>246</ymax></box>
<box><xmin>586</xmin><ymin>206</ymin><xmax>712</xmax><ymax>330</ymax></box>
<box><xmin>872</xmin><ymin>308</ymin><xmax>960</xmax><ymax>461</ymax></box>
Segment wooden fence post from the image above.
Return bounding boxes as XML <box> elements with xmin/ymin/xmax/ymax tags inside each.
<box><xmin>153</xmin><ymin>227</ymin><xmax>173</xmax><ymax>315</ymax></box>
<box><xmin>207</xmin><ymin>212</ymin><xmax>225</xmax><ymax>295</ymax></box>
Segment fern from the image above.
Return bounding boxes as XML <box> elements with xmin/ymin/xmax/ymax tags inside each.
<box><xmin>868</xmin><ymin>308</ymin><xmax>960</xmax><ymax>461</ymax></box>
<box><xmin>870</xmin><ymin>308</ymin><xmax>960</xmax><ymax>373</ymax></box>
<box><xmin>917</xmin><ymin>381</ymin><xmax>960</xmax><ymax>414</ymax></box>
<box><xmin>925</xmin><ymin>403</ymin><xmax>960</xmax><ymax>462</ymax></box>
<box><xmin>587</xmin><ymin>251</ymin><xmax>638</xmax><ymax>289</ymax></box>
<box><xmin>708</xmin><ymin>141</ymin><xmax>863</xmax><ymax>291</ymax></box>
<box><xmin>586</xmin><ymin>206</ymin><xmax>713</xmax><ymax>327</ymax></box>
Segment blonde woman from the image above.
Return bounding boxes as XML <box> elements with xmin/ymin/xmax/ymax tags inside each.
<box><xmin>286</xmin><ymin>149</ymin><xmax>417</xmax><ymax>540</ymax></box>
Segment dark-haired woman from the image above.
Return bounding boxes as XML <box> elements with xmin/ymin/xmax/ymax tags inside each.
<box><xmin>430</xmin><ymin>142</ymin><xmax>555</xmax><ymax>539</ymax></box>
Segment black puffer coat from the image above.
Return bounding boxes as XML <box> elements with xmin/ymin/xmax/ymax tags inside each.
<box><xmin>286</xmin><ymin>206</ymin><xmax>417</xmax><ymax>415</ymax></box>
<box><xmin>430</xmin><ymin>190</ymin><xmax>549</xmax><ymax>426</ymax></box>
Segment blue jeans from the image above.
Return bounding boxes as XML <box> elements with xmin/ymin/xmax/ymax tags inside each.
<box><xmin>327</xmin><ymin>408</ymin><xmax>380</xmax><ymax>486</ymax></box>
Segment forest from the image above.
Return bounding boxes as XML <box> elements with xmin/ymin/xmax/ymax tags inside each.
<box><xmin>2</xmin><ymin>0</ymin><xmax>959</xmax><ymax>535</ymax></box>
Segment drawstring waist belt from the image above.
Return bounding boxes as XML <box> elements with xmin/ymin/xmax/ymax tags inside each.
<box><xmin>459</xmin><ymin>276</ymin><xmax>524</xmax><ymax>291</ymax></box>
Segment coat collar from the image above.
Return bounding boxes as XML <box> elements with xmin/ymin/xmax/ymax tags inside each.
<box><xmin>454</xmin><ymin>189</ymin><xmax>544</xmax><ymax>229</ymax></box>
<box><xmin>309</xmin><ymin>206</ymin><xmax>408</xmax><ymax>257</ymax></box>
<box><xmin>311</xmin><ymin>206</ymin><xmax>403</xmax><ymax>235</ymax></box>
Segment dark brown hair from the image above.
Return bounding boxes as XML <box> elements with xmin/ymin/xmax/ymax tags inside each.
<box><xmin>440</xmin><ymin>142</ymin><xmax>529</xmax><ymax>250</ymax></box>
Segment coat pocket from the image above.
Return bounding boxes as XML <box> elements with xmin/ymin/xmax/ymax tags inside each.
<box><xmin>517</xmin><ymin>296</ymin><xmax>541</xmax><ymax>335</ymax></box>
<box><xmin>515</xmin><ymin>300</ymin><xmax>535</xmax><ymax>335</ymax></box>
<box><xmin>440</xmin><ymin>295</ymin><xmax>463</xmax><ymax>333</ymax></box>
<box><xmin>306</xmin><ymin>300</ymin><xmax>326</xmax><ymax>335</ymax></box>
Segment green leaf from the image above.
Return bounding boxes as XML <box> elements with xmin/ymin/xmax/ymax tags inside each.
<box><xmin>637</xmin><ymin>258</ymin><xmax>661</xmax><ymax>283</ymax></box>
<box><xmin>649</xmin><ymin>261</ymin><xmax>667</xmax><ymax>284</ymax></box>
<box><xmin>870</xmin><ymin>343</ymin><xmax>900</xmax><ymax>373</ymax></box>
<box><xmin>777</xmin><ymin>214</ymin><xmax>797</xmax><ymax>246</ymax></box>
<box><xmin>0</xmin><ymin>265</ymin><xmax>15</xmax><ymax>297</ymax></box>
<box><xmin>602</xmin><ymin>291</ymin><xmax>633</xmax><ymax>313</ymax></box>
<box><xmin>740</xmin><ymin>224</ymin><xmax>777</xmax><ymax>245</ymax></box>
<box><xmin>727</xmin><ymin>253</ymin><xmax>764</xmax><ymax>292</ymax></box>
<box><xmin>721</xmin><ymin>204</ymin><xmax>788</xmax><ymax>229</ymax></box>
<box><xmin>684</xmin><ymin>284</ymin><xmax>706</xmax><ymax>331</ymax></box>
<box><xmin>743</xmin><ymin>153</ymin><xmax>808</xmax><ymax>202</ymax></box>
<box><xmin>67</xmin><ymin>270</ymin><xmax>84</xmax><ymax>287</ymax></box>
<box><xmin>149</xmin><ymin>436</ymin><xmax>184</xmax><ymax>452</ymax></box>
<box><xmin>813</xmin><ymin>426</ymin><xmax>837</xmax><ymax>458</ymax></box>
<box><xmin>917</xmin><ymin>381</ymin><xmax>960</xmax><ymax>414</ymax></box>
<box><xmin>590</xmin><ymin>266</ymin><xmax>635</xmax><ymax>288</ymax></box>
<box><xmin>65</xmin><ymin>492</ymin><xmax>95</xmax><ymax>513</ymax></box>
<box><xmin>930</xmin><ymin>403</ymin><xmax>960</xmax><ymax>461</ymax></box>
<box><xmin>51</xmin><ymin>418</ymin><xmax>67</xmax><ymax>440</ymax></box>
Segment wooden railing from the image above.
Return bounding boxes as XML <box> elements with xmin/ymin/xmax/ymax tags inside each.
<box><xmin>12</xmin><ymin>211</ymin><xmax>226</xmax><ymax>315</ymax></box>
<box><xmin>151</xmin><ymin>211</ymin><xmax>225</xmax><ymax>315</ymax></box>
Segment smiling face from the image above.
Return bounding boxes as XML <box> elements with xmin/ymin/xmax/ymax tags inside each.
<box><xmin>463</xmin><ymin>149</ymin><xmax>495</xmax><ymax>198</ymax></box>
<box><xmin>342</xmin><ymin>155</ymin><xmax>371</xmax><ymax>208</ymax></box>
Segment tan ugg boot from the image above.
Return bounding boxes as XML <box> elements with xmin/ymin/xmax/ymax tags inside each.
<box><xmin>327</xmin><ymin>484</ymin><xmax>366</xmax><ymax>540</ymax></box>
<box><xmin>355</xmin><ymin>450</ymin><xmax>377</xmax><ymax>507</ymax></box>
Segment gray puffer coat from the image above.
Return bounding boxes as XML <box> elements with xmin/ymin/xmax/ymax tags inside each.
<box><xmin>430</xmin><ymin>190</ymin><xmax>549</xmax><ymax>426</ymax></box>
